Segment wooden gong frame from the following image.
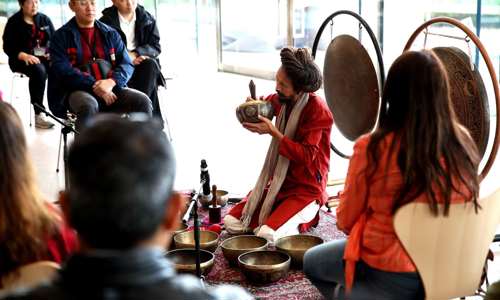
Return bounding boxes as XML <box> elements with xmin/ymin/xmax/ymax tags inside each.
<box><xmin>404</xmin><ymin>17</ymin><xmax>500</xmax><ymax>181</ymax></box>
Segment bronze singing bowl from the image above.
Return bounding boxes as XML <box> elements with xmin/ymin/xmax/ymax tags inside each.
<box><xmin>275</xmin><ymin>235</ymin><xmax>324</xmax><ymax>268</ymax></box>
<box><xmin>238</xmin><ymin>250</ymin><xmax>290</xmax><ymax>284</ymax></box>
<box><xmin>165</xmin><ymin>248</ymin><xmax>214</xmax><ymax>275</ymax></box>
<box><xmin>221</xmin><ymin>235</ymin><xmax>268</xmax><ymax>266</ymax></box>
<box><xmin>174</xmin><ymin>230</ymin><xmax>220</xmax><ymax>253</ymax></box>
<box><xmin>236</xmin><ymin>100</ymin><xmax>274</xmax><ymax>123</ymax></box>
<box><xmin>199</xmin><ymin>190</ymin><xmax>229</xmax><ymax>207</ymax></box>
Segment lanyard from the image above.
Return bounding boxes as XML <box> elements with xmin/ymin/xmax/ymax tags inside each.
<box><xmin>80</xmin><ymin>28</ymin><xmax>98</xmax><ymax>61</ymax></box>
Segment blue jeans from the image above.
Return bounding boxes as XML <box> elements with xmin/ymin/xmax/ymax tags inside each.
<box><xmin>303</xmin><ymin>239</ymin><xmax>424</xmax><ymax>300</ymax></box>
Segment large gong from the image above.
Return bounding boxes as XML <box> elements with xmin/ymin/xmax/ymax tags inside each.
<box><xmin>323</xmin><ymin>35</ymin><xmax>379</xmax><ymax>141</ymax></box>
<box><xmin>433</xmin><ymin>47</ymin><xmax>490</xmax><ymax>158</ymax></box>
<box><xmin>312</xmin><ymin>10</ymin><xmax>385</xmax><ymax>158</ymax></box>
<box><xmin>404</xmin><ymin>17</ymin><xmax>500</xmax><ymax>180</ymax></box>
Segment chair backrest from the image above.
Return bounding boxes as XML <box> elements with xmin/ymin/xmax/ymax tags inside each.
<box><xmin>394</xmin><ymin>188</ymin><xmax>500</xmax><ymax>300</ymax></box>
<box><xmin>1</xmin><ymin>261</ymin><xmax>60</xmax><ymax>292</ymax></box>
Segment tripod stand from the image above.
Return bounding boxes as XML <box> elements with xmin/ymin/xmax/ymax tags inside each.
<box><xmin>34</xmin><ymin>104</ymin><xmax>79</xmax><ymax>189</ymax></box>
<box><xmin>182</xmin><ymin>181</ymin><xmax>205</xmax><ymax>282</ymax></box>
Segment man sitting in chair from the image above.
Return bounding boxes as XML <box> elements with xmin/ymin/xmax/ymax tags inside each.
<box><xmin>100</xmin><ymin>0</ymin><xmax>165</xmax><ymax>127</ymax></box>
<box><xmin>3</xmin><ymin>115</ymin><xmax>252</xmax><ymax>300</ymax></box>
<box><xmin>224</xmin><ymin>48</ymin><xmax>333</xmax><ymax>243</ymax></box>
<box><xmin>48</xmin><ymin>0</ymin><xmax>152</xmax><ymax>131</ymax></box>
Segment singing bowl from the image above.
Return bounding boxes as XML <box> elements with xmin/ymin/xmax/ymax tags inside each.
<box><xmin>199</xmin><ymin>190</ymin><xmax>229</xmax><ymax>207</ymax></box>
<box><xmin>174</xmin><ymin>230</ymin><xmax>220</xmax><ymax>253</ymax></box>
<box><xmin>165</xmin><ymin>248</ymin><xmax>214</xmax><ymax>275</ymax></box>
<box><xmin>236</xmin><ymin>100</ymin><xmax>274</xmax><ymax>123</ymax></box>
<box><xmin>275</xmin><ymin>235</ymin><xmax>324</xmax><ymax>268</ymax></box>
<box><xmin>221</xmin><ymin>235</ymin><xmax>268</xmax><ymax>266</ymax></box>
<box><xmin>238</xmin><ymin>250</ymin><xmax>290</xmax><ymax>284</ymax></box>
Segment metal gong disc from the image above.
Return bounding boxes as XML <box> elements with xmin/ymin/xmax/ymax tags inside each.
<box><xmin>323</xmin><ymin>34</ymin><xmax>380</xmax><ymax>141</ymax></box>
<box><xmin>433</xmin><ymin>47</ymin><xmax>490</xmax><ymax>158</ymax></box>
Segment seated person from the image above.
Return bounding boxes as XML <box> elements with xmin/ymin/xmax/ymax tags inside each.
<box><xmin>0</xmin><ymin>102</ymin><xmax>77</xmax><ymax>285</ymax></box>
<box><xmin>3</xmin><ymin>114</ymin><xmax>252</xmax><ymax>300</ymax></box>
<box><xmin>48</xmin><ymin>0</ymin><xmax>152</xmax><ymax>131</ymax></box>
<box><xmin>3</xmin><ymin>0</ymin><xmax>55</xmax><ymax>129</ymax></box>
<box><xmin>224</xmin><ymin>47</ymin><xmax>333</xmax><ymax>243</ymax></box>
<box><xmin>100</xmin><ymin>0</ymin><xmax>165</xmax><ymax>127</ymax></box>
<box><xmin>303</xmin><ymin>50</ymin><xmax>480</xmax><ymax>300</ymax></box>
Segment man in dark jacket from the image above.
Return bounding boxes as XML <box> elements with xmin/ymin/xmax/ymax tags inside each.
<box><xmin>3</xmin><ymin>115</ymin><xmax>253</xmax><ymax>300</ymax></box>
<box><xmin>48</xmin><ymin>0</ymin><xmax>152</xmax><ymax>130</ymax></box>
<box><xmin>100</xmin><ymin>0</ymin><xmax>165</xmax><ymax>126</ymax></box>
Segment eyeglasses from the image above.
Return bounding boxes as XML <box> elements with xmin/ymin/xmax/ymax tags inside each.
<box><xmin>72</xmin><ymin>0</ymin><xmax>96</xmax><ymax>6</ymax></box>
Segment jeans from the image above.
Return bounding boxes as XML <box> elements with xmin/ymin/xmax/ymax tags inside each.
<box><xmin>67</xmin><ymin>87</ymin><xmax>152</xmax><ymax>131</ymax></box>
<box><xmin>303</xmin><ymin>239</ymin><xmax>424</xmax><ymax>300</ymax></box>
<box><xmin>127</xmin><ymin>58</ymin><xmax>163</xmax><ymax>125</ymax></box>
<box><xmin>12</xmin><ymin>60</ymin><xmax>49</xmax><ymax>115</ymax></box>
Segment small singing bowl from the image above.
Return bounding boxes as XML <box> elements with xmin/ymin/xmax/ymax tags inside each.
<box><xmin>166</xmin><ymin>248</ymin><xmax>214</xmax><ymax>275</ymax></box>
<box><xmin>221</xmin><ymin>235</ymin><xmax>268</xmax><ymax>266</ymax></box>
<box><xmin>238</xmin><ymin>250</ymin><xmax>290</xmax><ymax>284</ymax></box>
<box><xmin>198</xmin><ymin>190</ymin><xmax>229</xmax><ymax>207</ymax></box>
<box><xmin>174</xmin><ymin>230</ymin><xmax>220</xmax><ymax>253</ymax></box>
<box><xmin>275</xmin><ymin>235</ymin><xmax>324</xmax><ymax>268</ymax></box>
<box><xmin>168</xmin><ymin>223</ymin><xmax>189</xmax><ymax>249</ymax></box>
<box><xmin>236</xmin><ymin>100</ymin><xmax>274</xmax><ymax>123</ymax></box>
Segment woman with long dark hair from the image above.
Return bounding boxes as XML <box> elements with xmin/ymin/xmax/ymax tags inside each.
<box><xmin>3</xmin><ymin>0</ymin><xmax>55</xmax><ymax>129</ymax></box>
<box><xmin>0</xmin><ymin>102</ymin><xmax>77</xmax><ymax>286</ymax></box>
<box><xmin>303</xmin><ymin>50</ymin><xmax>480</xmax><ymax>300</ymax></box>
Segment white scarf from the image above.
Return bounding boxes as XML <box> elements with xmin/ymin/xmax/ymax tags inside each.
<box><xmin>241</xmin><ymin>93</ymin><xmax>310</xmax><ymax>230</ymax></box>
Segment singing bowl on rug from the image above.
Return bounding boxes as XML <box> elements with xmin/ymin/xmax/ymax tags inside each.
<box><xmin>174</xmin><ymin>230</ymin><xmax>220</xmax><ymax>253</ymax></box>
<box><xmin>198</xmin><ymin>190</ymin><xmax>229</xmax><ymax>207</ymax></box>
<box><xmin>165</xmin><ymin>248</ymin><xmax>214</xmax><ymax>275</ymax></box>
<box><xmin>275</xmin><ymin>235</ymin><xmax>324</xmax><ymax>268</ymax></box>
<box><xmin>238</xmin><ymin>250</ymin><xmax>290</xmax><ymax>284</ymax></box>
<box><xmin>221</xmin><ymin>235</ymin><xmax>268</xmax><ymax>266</ymax></box>
<box><xmin>236</xmin><ymin>100</ymin><xmax>274</xmax><ymax>123</ymax></box>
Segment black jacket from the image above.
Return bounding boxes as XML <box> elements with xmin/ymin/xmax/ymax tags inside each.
<box><xmin>100</xmin><ymin>5</ymin><xmax>161</xmax><ymax>59</ymax></box>
<box><xmin>2</xmin><ymin>248</ymin><xmax>253</xmax><ymax>300</ymax></box>
<box><xmin>2</xmin><ymin>10</ymin><xmax>55</xmax><ymax>71</ymax></box>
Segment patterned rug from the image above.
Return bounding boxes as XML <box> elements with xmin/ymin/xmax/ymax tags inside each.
<box><xmin>193</xmin><ymin>205</ymin><xmax>346</xmax><ymax>300</ymax></box>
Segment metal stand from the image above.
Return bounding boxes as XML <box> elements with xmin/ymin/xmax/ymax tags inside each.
<box><xmin>182</xmin><ymin>181</ymin><xmax>205</xmax><ymax>281</ymax></box>
<box><xmin>33</xmin><ymin>104</ymin><xmax>78</xmax><ymax>189</ymax></box>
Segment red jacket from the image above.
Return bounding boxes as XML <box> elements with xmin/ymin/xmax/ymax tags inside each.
<box><xmin>229</xmin><ymin>92</ymin><xmax>333</xmax><ymax>230</ymax></box>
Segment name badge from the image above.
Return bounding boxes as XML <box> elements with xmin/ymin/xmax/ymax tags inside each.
<box><xmin>33</xmin><ymin>46</ymin><xmax>47</xmax><ymax>57</ymax></box>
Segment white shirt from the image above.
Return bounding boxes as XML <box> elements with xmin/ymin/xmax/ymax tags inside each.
<box><xmin>118</xmin><ymin>11</ymin><xmax>137</xmax><ymax>51</ymax></box>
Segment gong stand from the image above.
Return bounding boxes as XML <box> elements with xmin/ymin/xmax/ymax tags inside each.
<box><xmin>404</xmin><ymin>17</ymin><xmax>500</xmax><ymax>181</ymax></box>
<box><xmin>311</xmin><ymin>10</ymin><xmax>385</xmax><ymax>159</ymax></box>
<box><xmin>182</xmin><ymin>181</ymin><xmax>205</xmax><ymax>281</ymax></box>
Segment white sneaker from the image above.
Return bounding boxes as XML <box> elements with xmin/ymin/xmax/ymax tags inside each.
<box><xmin>35</xmin><ymin>114</ymin><xmax>55</xmax><ymax>129</ymax></box>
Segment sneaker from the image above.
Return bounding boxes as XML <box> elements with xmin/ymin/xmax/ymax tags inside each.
<box><xmin>35</xmin><ymin>114</ymin><xmax>55</xmax><ymax>129</ymax></box>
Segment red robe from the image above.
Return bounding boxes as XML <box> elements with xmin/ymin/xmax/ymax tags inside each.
<box><xmin>228</xmin><ymin>92</ymin><xmax>333</xmax><ymax>231</ymax></box>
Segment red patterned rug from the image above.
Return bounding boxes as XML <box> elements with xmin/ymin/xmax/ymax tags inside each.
<box><xmin>193</xmin><ymin>205</ymin><xmax>346</xmax><ymax>300</ymax></box>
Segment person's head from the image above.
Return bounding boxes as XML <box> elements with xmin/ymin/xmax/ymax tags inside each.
<box><xmin>368</xmin><ymin>50</ymin><xmax>480</xmax><ymax>215</ymax></box>
<box><xmin>69</xmin><ymin>0</ymin><xmax>96</xmax><ymax>28</ymax></box>
<box><xmin>18</xmin><ymin>0</ymin><xmax>39</xmax><ymax>18</ymax></box>
<box><xmin>276</xmin><ymin>47</ymin><xmax>322</xmax><ymax>103</ymax></box>
<box><xmin>0</xmin><ymin>102</ymin><xmax>57</xmax><ymax>276</ymax></box>
<box><xmin>112</xmin><ymin>0</ymin><xmax>137</xmax><ymax>16</ymax></box>
<box><xmin>61</xmin><ymin>114</ymin><xmax>183</xmax><ymax>250</ymax></box>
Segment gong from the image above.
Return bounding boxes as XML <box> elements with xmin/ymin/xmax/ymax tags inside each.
<box><xmin>323</xmin><ymin>35</ymin><xmax>379</xmax><ymax>141</ymax></box>
<box><xmin>311</xmin><ymin>10</ymin><xmax>385</xmax><ymax>158</ymax></box>
<box><xmin>433</xmin><ymin>47</ymin><xmax>490</xmax><ymax>158</ymax></box>
<box><xmin>404</xmin><ymin>17</ymin><xmax>500</xmax><ymax>180</ymax></box>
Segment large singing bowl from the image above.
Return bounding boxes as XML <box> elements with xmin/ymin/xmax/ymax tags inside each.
<box><xmin>174</xmin><ymin>230</ymin><xmax>219</xmax><ymax>253</ymax></box>
<box><xmin>236</xmin><ymin>100</ymin><xmax>274</xmax><ymax>123</ymax></box>
<box><xmin>275</xmin><ymin>235</ymin><xmax>324</xmax><ymax>268</ymax></box>
<box><xmin>221</xmin><ymin>235</ymin><xmax>268</xmax><ymax>266</ymax></box>
<box><xmin>238</xmin><ymin>250</ymin><xmax>290</xmax><ymax>284</ymax></box>
<box><xmin>165</xmin><ymin>248</ymin><xmax>214</xmax><ymax>275</ymax></box>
